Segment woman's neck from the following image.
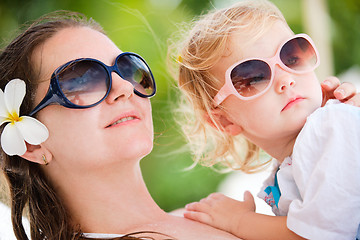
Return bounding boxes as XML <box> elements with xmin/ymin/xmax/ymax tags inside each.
<box><xmin>50</xmin><ymin>161</ymin><xmax>167</xmax><ymax>234</ymax></box>
<box><xmin>47</xmin><ymin>160</ymin><xmax>244</xmax><ymax>240</ymax></box>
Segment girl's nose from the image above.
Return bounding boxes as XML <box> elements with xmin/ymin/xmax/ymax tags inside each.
<box><xmin>105</xmin><ymin>72</ymin><xmax>134</xmax><ymax>104</ymax></box>
<box><xmin>274</xmin><ymin>66</ymin><xmax>296</xmax><ymax>93</ymax></box>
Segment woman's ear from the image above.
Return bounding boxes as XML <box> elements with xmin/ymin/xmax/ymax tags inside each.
<box><xmin>21</xmin><ymin>143</ymin><xmax>52</xmax><ymax>165</ymax></box>
<box><xmin>205</xmin><ymin>108</ymin><xmax>243</xmax><ymax>136</ymax></box>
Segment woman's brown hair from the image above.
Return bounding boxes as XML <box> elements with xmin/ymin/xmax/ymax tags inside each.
<box><xmin>0</xmin><ymin>10</ymin><xmax>105</xmax><ymax>239</ymax></box>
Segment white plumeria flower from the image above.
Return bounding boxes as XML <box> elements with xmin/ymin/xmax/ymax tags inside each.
<box><xmin>0</xmin><ymin>79</ymin><xmax>49</xmax><ymax>156</ymax></box>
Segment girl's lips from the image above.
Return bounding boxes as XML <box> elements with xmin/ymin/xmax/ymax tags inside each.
<box><xmin>282</xmin><ymin>97</ymin><xmax>305</xmax><ymax>111</ymax></box>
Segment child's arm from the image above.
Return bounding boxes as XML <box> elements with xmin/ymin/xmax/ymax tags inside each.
<box><xmin>184</xmin><ymin>192</ymin><xmax>306</xmax><ymax>240</ymax></box>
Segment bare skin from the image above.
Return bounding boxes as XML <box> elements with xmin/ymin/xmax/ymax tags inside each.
<box><xmin>24</xmin><ymin>27</ymin><xmax>240</xmax><ymax>240</ymax></box>
<box><xmin>321</xmin><ymin>76</ymin><xmax>360</xmax><ymax>106</ymax></box>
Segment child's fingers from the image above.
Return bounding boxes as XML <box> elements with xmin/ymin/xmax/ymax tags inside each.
<box><xmin>243</xmin><ymin>191</ymin><xmax>256</xmax><ymax>211</ymax></box>
<box><xmin>334</xmin><ymin>82</ymin><xmax>356</xmax><ymax>100</ymax></box>
<box><xmin>207</xmin><ymin>192</ymin><xmax>226</xmax><ymax>200</ymax></box>
<box><xmin>185</xmin><ymin>202</ymin><xmax>211</xmax><ymax>213</ymax></box>
<box><xmin>321</xmin><ymin>76</ymin><xmax>358</xmax><ymax>102</ymax></box>
<box><xmin>343</xmin><ymin>93</ymin><xmax>360</xmax><ymax>106</ymax></box>
<box><xmin>321</xmin><ymin>76</ymin><xmax>340</xmax><ymax>91</ymax></box>
<box><xmin>183</xmin><ymin>210</ymin><xmax>212</xmax><ymax>225</ymax></box>
<box><xmin>243</xmin><ymin>191</ymin><xmax>254</xmax><ymax>202</ymax></box>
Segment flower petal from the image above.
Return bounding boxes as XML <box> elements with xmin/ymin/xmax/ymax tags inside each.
<box><xmin>0</xmin><ymin>117</ymin><xmax>11</xmax><ymax>126</ymax></box>
<box><xmin>4</xmin><ymin>79</ymin><xmax>25</xmax><ymax>116</ymax></box>
<box><xmin>0</xmin><ymin>89</ymin><xmax>9</xmax><ymax>118</ymax></box>
<box><xmin>15</xmin><ymin>116</ymin><xmax>49</xmax><ymax>145</ymax></box>
<box><xmin>1</xmin><ymin>123</ymin><xmax>27</xmax><ymax>156</ymax></box>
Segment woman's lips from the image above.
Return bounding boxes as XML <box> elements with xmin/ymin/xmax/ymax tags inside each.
<box><xmin>106</xmin><ymin>112</ymin><xmax>140</xmax><ymax>128</ymax></box>
<box><xmin>107</xmin><ymin>116</ymin><xmax>137</xmax><ymax>127</ymax></box>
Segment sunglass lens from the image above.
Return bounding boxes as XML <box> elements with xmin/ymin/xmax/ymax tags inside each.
<box><xmin>230</xmin><ymin>60</ymin><xmax>271</xmax><ymax>98</ymax></box>
<box><xmin>117</xmin><ymin>55</ymin><xmax>155</xmax><ymax>96</ymax></box>
<box><xmin>58</xmin><ymin>61</ymin><xmax>109</xmax><ymax>106</ymax></box>
<box><xmin>280</xmin><ymin>37</ymin><xmax>318</xmax><ymax>72</ymax></box>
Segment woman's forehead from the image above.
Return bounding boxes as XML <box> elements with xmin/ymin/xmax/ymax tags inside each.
<box><xmin>32</xmin><ymin>27</ymin><xmax>121</xmax><ymax>80</ymax></box>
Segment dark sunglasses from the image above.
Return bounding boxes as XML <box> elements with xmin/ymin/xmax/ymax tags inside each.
<box><xmin>29</xmin><ymin>52</ymin><xmax>156</xmax><ymax>116</ymax></box>
<box><xmin>213</xmin><ymin>34</ymin><xmax>319</xmax><ymax>105</ymax></box>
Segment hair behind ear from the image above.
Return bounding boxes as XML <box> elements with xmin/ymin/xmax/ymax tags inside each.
<box><xmin>1</xmin><ymin>154</ymin><xmax>74</xmax><ymax>239</ymax></box>
<box><xmin>3</xmin><ymin>160</ymin><xmax>29</xmax><ymax>240</ymax></box>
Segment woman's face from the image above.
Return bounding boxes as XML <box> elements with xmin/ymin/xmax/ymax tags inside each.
<box><xmin>32</xmin><ymin>27</ymin><xmax>154</xmax><ymax>172</ymax></box>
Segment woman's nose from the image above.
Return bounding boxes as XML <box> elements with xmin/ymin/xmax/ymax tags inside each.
<box><xmin>105</xmin><ymin>72</ymin><xmax>134</xmax><ymax>104</ymax></box>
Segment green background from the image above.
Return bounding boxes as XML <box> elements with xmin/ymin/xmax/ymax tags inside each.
<box><xmin>0</xmin><ymin>0</ymin><xmax>359</xmax><ymax>212</ymax></box>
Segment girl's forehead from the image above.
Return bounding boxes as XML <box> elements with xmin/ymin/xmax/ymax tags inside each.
<box><xmin>210</xmin><ymin>20</ymin><xmax>293</xmax><ymax>82</ymax></box>
<box><xmin>228</xmin><ymin>20</ymin><xmax>293</xmax><ymax>59</ymax></box>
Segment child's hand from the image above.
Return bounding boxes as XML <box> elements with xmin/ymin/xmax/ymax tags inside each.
<box><xmin>184</xmin><ymin>191</ymin><xmax>255</xmax><ymax>235</ymax></box>
<box><xmin>321</xmin><ymin>76</ymin><xmax>360</xmax><ymax>106</ymax></box>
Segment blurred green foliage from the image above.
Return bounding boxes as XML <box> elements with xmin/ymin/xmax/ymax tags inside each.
<box><xmin>328</xmin><ymin>0</ymin><xmax>360</xmax><ymax>74</ymax></box>
<box><xmin>0</xmin><ymin>0</ymin><xmax>358</xmax><ymax>212</ymax></box>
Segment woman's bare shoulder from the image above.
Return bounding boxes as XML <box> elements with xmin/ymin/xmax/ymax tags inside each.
<box><xmin>150</xmin><ymin>214</ymin><xmax>241</xmax><ymax>240</ymax></box>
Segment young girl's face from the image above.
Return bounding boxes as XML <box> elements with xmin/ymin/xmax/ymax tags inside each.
<box><xmin>32</xmin><ymin>27</ymin><xmax>154</xmax><ymax>173</ymax></box>
<box><xmin>211</xmin><ymin>20</ymin><xmax>322</xmax><ymax>146</ymax></box>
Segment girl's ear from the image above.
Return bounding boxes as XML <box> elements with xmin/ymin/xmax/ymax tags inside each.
<box><xmin>21</xmin><ymin>143</ymin><xmax>52</xmax><ymax>165</ymax></box>
<box><xmin>205</xmin><ymin>108</ymin><xmax>243</xmax><ymax>136</ymax></box>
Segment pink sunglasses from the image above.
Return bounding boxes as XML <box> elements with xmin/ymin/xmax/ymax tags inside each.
<box><xmin>213</xmin><ymin>34</ymin><xmax>320</xmax><ymax>106</ymax></box>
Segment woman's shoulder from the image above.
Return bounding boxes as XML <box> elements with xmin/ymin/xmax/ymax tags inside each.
<box><xmin>166</xmin><ymin>215</ymin><xmax>241</xmax><ymax>239</ymax></box>
<box><xmin>85</xmin><ymin>215</ymin><xmax>241</xmax><ymax>240</ymax></box>
<box><xmin>135</xmin><ymin>214</ymin><xmax>241</xmax><ymax>240</ymax></box>
<box><xmin>82</xmin><ymin>233</ymin><xmax>125</xmax><ymax>238</ymax></box>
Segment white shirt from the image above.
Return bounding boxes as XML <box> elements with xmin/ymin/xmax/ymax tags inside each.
<box><xmin>258</xmin><ymin>100</ymin><xmax>360</xmax><ymax>239</ymax></box>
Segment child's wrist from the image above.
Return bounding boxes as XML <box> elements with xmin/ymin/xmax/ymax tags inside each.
<box><xmin>230</xmin><ymin>211</ymin><xmax>256</xmax><ymax>237</ymax></box>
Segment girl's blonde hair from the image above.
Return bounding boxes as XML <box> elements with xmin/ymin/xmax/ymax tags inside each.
<box><xmin>169</xmin><ymin>0</ymin><xmax>287</xmax><ymax>173</ymax></box>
